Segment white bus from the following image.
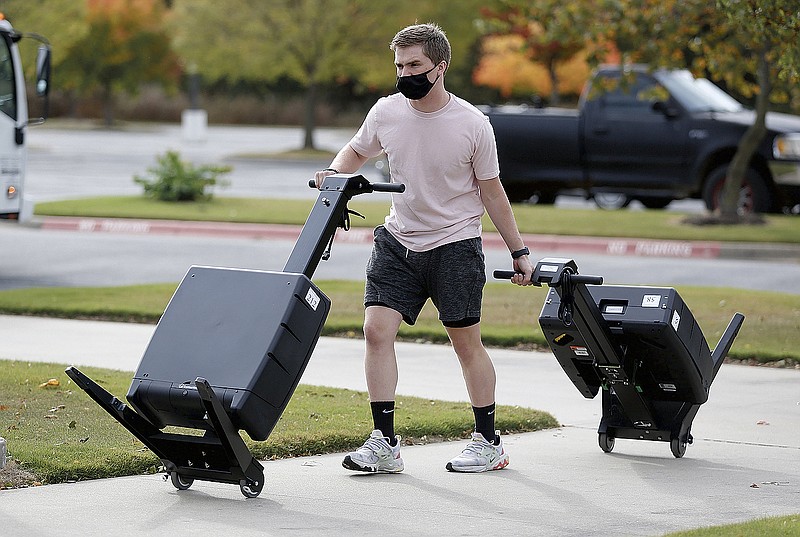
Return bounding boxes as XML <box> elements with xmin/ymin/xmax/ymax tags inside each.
<box><xmin>0</xmin><ymin>13</ymin><xmax>50</xmax><ymax>219</ymax></box>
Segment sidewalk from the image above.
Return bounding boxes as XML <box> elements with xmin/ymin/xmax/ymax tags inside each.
<box><xmin>1</xmin><ymin>315</ymin><xmax>798</xmax><ymax>536</ymax></box>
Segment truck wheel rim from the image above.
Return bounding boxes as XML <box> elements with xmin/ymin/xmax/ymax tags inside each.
<box><xmin>710</xmin><ymin>181</ymin><xmax>753</xmax><ymax>214</ymax></box>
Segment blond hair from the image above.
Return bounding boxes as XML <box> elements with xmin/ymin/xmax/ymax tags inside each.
<box><xmin>390</xmin><ymin>23</ymin><xmax>451</xmax><ymax>68</ymax></box>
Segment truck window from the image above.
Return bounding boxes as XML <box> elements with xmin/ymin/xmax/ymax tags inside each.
<box><xmin>657</xmin><ymin>70</ymin><xmax>742</xmax><ymax>113</ymax></box>
<box><xmin>0</xmin><ymin>33</ymin><xmax>16</xmax><ymax>120</ymax></box>
<box><xmin>600</xmin><ymin>75</ymin><xmax>669</xmax><ymax>117</ymax></box>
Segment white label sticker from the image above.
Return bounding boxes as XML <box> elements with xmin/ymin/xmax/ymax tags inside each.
<box><xmin>305</xmin><ymin>288</ymin><xmax>320</xmax><ymax>311</ymax></box>
<box><xmin>570</xmin><ymin>345</ymin><xmax>589</xmax><ymax>356</ymax></box>
<box><xmin>671</xmin><ymin>310</ymin><xmax>680</xmax><ymax>331</ymax></box>
<box><xmin>540</xmin><ymin>264</ymin><xmax>559</xmax><ymax>273</ymax></box>
<box><xmin>642</xmin><ymin>294</ymin><xmax>661</xmax><ymax>308</ymax></box>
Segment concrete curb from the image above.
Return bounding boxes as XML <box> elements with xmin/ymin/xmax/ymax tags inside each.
<box><xmin>34</xmin><ymin>215</ymin><xmax>800</xmax><ymax>261</ymax></box>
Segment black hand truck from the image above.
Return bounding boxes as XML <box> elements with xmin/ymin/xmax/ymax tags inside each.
<box><xmin>66</xmin><ymin>174</ymin><xmax>403</xmax><ymax>497</ymax></box>
<box><xmin>496</xmin><ymin>257</ymin><xmax>744</xmax><ymax>458</ymax></box>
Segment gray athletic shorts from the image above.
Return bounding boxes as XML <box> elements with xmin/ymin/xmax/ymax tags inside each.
<box><xmin>364</xmin><ymin>226</ymin><xmax>486</xmax><ymax>327</ymax></box>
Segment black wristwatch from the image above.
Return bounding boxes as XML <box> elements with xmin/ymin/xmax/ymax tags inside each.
<box><xmin>511</xmin><ymin>246</ymin><xmax>530</xmax><ymax>259</ymax></box>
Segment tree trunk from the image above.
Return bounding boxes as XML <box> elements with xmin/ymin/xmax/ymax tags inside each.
<box><xmin>303</xmin><ymin>81</ymin><xmax>317</xmax><ymax>150</ymax></box>
<box><xmin>548</xmin><ymin>59</ymin><xmax>560</xmax><ymax>106</ymax></box>
<box><xmin>102</xmin><ymin>83</ymin><xmax>115</xmax><ymax>127</ymax></box>
<box><xmin>719</xmin><ymin>51</ymin><xmax>771</xmax><ymax>221</ymax></box>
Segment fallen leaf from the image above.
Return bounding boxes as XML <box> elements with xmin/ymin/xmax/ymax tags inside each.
<box><xmin>756</xmin><ymin>420</ymin><xmax>770</xmax><ymax>425</ymax></box>
<box><xmin>38</xmin><ymin>379</ymin><xmax>60</xmax><ymax>389</ymax></box>
<box><xmin>79</xmin><ymin>437</ymin><xmax>89</xmax><ymax>443</ymax></box>
<box><xmin>0</xmin><ymin>405</ymin><xmax>9</xmax><ymax>411</ymax></box>
<box><xmin>68</xmin><ymin>421</ymin><xmax>77</xmax><ymax>429</ymax></box>
<box><xmin>750</xmin><ymin>483</ymin><xmax>760</xmax><ymax>488</ymax></box>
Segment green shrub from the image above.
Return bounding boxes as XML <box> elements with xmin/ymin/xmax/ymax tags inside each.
<box><xmin>134</xmin><ymin>150</ymin><xmax>231</xmax><ymax>201</ymax></box>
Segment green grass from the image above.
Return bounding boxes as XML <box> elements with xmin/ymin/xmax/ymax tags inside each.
<box><xmin>35</xmin><ymin>196</ymin><xmax>324</xmax><ymax>226</ymax></box>
<box><xmin>663</xmin><ymin>515</ymin><xmax>800</xmax><ymax>536</ymax></box>
<box><xmin>233</xmin><ymin>148</ymin><xmax>337</xmax><ymax>160</ymax></box>
<box><xmin>0</xmin><ymin>281</ymin><xmax>796</xmax><ymax>364</ymax></box>
<box><xmin>0</xmin><ymin>360</ymin><xmax>556</xmax><ymax>487</ymax></box>
<box><xmin>34</xmin><ymin>196</ymin><xmax>800</xmax><ymax>244</ymax></box>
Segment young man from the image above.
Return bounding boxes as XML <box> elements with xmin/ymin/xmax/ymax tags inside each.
<box><xmin>313</xmin><ymin>23</ymin><xmax>534</xmax><ymax>473</ymax></box>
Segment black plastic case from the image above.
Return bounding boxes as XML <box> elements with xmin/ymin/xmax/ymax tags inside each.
<box><xmin>127</xmin><ymin>266</ymin><xmax>330</xmax><ymax>441</ymax></box>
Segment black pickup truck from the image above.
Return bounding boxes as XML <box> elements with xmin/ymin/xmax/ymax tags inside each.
<box><xmin>482</xmin><ymin>65</ymin><xmax>800</xmax><ymax>213</ymax></box>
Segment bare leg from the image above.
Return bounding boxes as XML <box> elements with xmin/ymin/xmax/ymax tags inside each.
<box><xmin>341</xmin><ymin>306</ymin><xmax>406</xmax><ymax>473</ymax></box>
<box><xmin>363</xmin><ymin>305</ymin><xmax>403</xmax><ymax>402</ymax></box>
<box><xmin>445</xmin><ymin>323</ymin><xmax>496</xmax><ymax>407</ymax></box>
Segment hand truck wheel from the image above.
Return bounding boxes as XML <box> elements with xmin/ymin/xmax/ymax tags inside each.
<box><xmin>598</xmin><ymin>432</ymin><xmax>615</xmax><ymax>453</ymax></box>
<box><xmin>670</xmin><ymin>437</ymin><xmax>687</xmax><ymax>458</ymax></box>
<box><xmin>170</xmin><ymin>471</ymin><xmax>194</xmax><ymax>491</ymax></box>
<box><xmin>240</xmin><ymin>477</ymin><xmax>263</xmax><ymax>498</ymax></box>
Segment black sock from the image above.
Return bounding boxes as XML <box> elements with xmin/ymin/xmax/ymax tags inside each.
<box><xmin>472</xmin><ymin>403</ymin><xmax>497</xmax><ymax>444</ymax></box>
<box><xmin>370</xmin><ymin>401</ymin><xmax>396</xmax><ymax>445</ymax></box>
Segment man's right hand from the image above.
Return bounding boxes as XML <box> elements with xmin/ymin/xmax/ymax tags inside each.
<box><xmin>312</xmin><ymin>169</ymin><xmax>339</xmax><ymax>189</ymax></box>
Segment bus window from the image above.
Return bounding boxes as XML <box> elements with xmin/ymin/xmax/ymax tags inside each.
<box><xmin>0</xmin><ymin>34</ymin><xmax>16</xmax><ymax>120</ymax></box>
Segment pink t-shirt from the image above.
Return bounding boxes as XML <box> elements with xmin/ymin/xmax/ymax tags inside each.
<box><xmin>349</xmin><ymin>93</ymin><xmax>500</xmax><ymax>251</ymax></box>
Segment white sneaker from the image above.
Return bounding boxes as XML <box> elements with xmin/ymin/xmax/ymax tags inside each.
<box><xmin>342</xmin><ymin>430</ymin><xmax>404</xmax><ymax>473</ymax></box>
<box><xmin>445</xmin><ymin>431</ymin><xmax>509</xmax><ymax>473</ymax></box>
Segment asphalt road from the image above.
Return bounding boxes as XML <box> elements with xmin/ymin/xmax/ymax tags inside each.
<box><xmin>23</xmin><ymin>122</ymin><xmax>381</xmax><ymax>202</ymax></box>
<box><xmin>3</xmin><ymin>221</ymin><xmax>800</xmax><ymax>295</ymax></box>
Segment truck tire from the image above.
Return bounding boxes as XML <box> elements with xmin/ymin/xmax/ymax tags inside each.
<box><xmin>702</xmin><ymin>165</ymin><xmax>774</xmax><ymax>214</ymax></box>
<box><xmin>636</xmin><ymin>196</ymin><xmax>672</xmax><ymax>210</ymax></box>
<box><xmin>593</xmin><ymin>192</ymin><xmax>631</xmax><ymax>210</ymax></box>
<box><xmin>532</xmin><ymin>190</ymin><xmax>557</xmax><ymax>205</ymax></box>
<box><xmin>503</xmin><ymin>184</ymin><xmax>534</xmax><ymax>203</ymax></box>
<box><xmin>503</xmin><ymin>184</ymin><xmax>555</xmax><ymax>205</ymax></box>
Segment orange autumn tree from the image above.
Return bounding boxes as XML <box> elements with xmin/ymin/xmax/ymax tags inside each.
<box><xmin>478</xmin><ymin>0</ymin><xmax>593</xmax><ymax>105</ymax></box>
<box><xmin>473</xmin><ymin>34</ymin><xmax>588</xmax><ymax>102</ymax></box>
<box><xmin>59</xmin><ymin>0</ymin><xmax>180</xmax><ymax>125</ymax></box>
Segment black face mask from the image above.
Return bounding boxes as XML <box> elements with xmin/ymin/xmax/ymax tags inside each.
<box><xmin>396</xmin><ymin>64</ymin><xmax>440</xmax><ymax>100</ymax></box>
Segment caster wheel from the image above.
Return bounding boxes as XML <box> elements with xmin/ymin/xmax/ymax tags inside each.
<box><xmin>670</xmin><ymin>437</ymin><xmax>687</xmax><ymax>458</ymax></box>
<box><xmin>240</xmin><ymin>478</ymin><xmax>263</xmax><ymax>498</ymax></box>
<box><xmin>170</xmin><ymin>472</ymin><xmax>194</xmax><ymax>491</ymax></box>
<box><xmin>598</xmin><ymin>433</ymin><xmax>615</xmax><ymax>453</ymax></box>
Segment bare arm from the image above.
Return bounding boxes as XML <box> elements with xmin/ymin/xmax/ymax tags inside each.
<box><xmin>313</xmin><ymin>143</ymin><xmax>370</xmax><ymax>187</ymax></box>
<box><xmin>479</xmin><ymin>177</ymin><xmax>534</xmax><ymax>285</ymax></box>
